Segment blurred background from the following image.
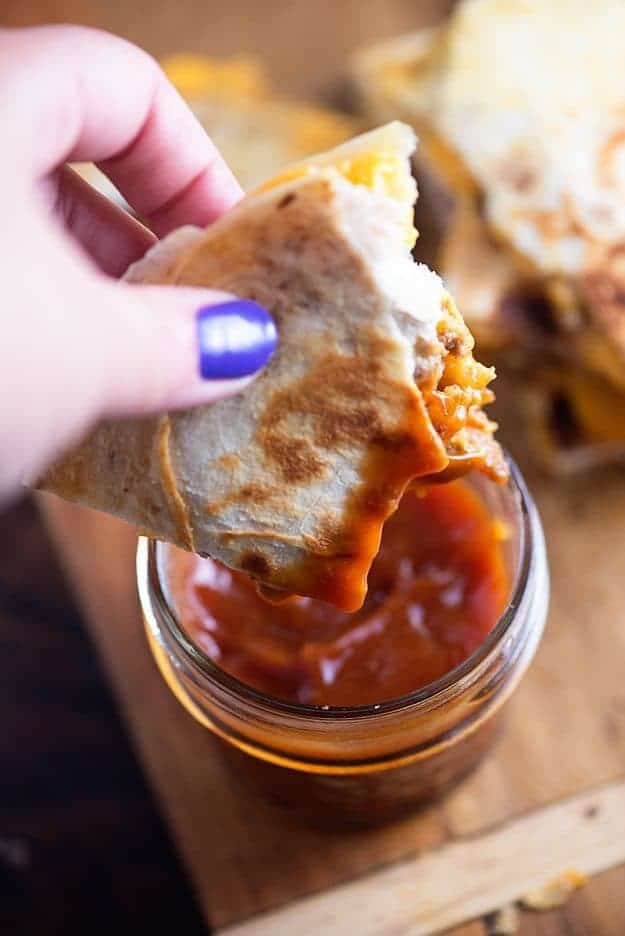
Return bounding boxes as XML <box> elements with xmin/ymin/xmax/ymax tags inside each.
<box><xmin>2</xmin><ymin>0</ymin><xmax>452</xmax><ymax>97</ymax></box>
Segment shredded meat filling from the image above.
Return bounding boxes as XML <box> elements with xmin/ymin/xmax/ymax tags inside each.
<box><xmin>420</xmin><ymin>296</ymin><xmax>507</xmax><ymax>482</ymax></box>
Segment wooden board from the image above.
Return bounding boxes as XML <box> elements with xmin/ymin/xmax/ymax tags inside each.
<box><xmin>38</xmin><ymin>444</ymin><xmax>625</xmax><ymax>934</ymax></box>
<box><xmin>9</xmin><ymin>0</ymin><xmax>625</xmax><ymax>930</ymax></box>
<box><xmin>223</xmin><ymin>781</ymin><xmax>625</xmax><ymax>935</ymax></box>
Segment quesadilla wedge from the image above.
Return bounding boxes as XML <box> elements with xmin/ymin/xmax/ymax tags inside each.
<box><xmin>42</xmin><ymin>122</ymin><xmax>504</xmax><ymax>611</ymax></box>
<box><xmin>354</xmin><ymin>0</ymin><xmax>625</xmax><ymax>472</ymax></box>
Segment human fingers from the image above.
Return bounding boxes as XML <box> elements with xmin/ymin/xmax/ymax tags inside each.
<box><xmin>0</xmin><ymin>25</ymin><xmax>243</xmax><ymax>235</ymax></box>
<box><xmin>46</xmin><ymin>164</ymin><xmax>156</xmax><ymax>276</ymax></box>
<box><xmin>1</xmin><ymin>210</ymin><xmax>276</xmax><ymax>500</ymax></box>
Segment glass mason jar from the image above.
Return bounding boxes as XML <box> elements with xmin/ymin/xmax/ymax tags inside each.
<box><xmin>137</xmin><ymin>460</ymin><xmax>548</xmax><ymax>828</ymax></box>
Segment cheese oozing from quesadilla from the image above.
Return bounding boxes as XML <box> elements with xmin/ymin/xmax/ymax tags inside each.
<box><xmin>42</xmin><ymin>123</ymin><xmax>504</xmax><ymax>611</ymax></box>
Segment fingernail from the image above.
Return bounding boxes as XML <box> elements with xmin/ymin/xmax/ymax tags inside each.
<box><xmin>196</xmin><ymin>300</ymin><xmax>278</xmax><ymax>380</ymax></box>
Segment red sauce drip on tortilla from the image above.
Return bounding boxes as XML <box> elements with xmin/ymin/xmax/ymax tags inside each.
<box><xmin>165</xmin><ymin>480</ymin><xmax>509</xmax><ymax>706</ymax></box>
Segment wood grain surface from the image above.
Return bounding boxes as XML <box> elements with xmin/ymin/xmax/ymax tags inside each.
<box><xmin>5</xmin><ymin>0</ymin><xmax>625</xmax><ymax>932</ymax></box>
<box><xmin>37</xmin><ymin>441</ymin><xmax>625</xmax><ymax>934</ymax></box>
<box><xmin>222</xmin><ymin>780</ymin><xmax>625</xmax><ymax>935</ymax></box>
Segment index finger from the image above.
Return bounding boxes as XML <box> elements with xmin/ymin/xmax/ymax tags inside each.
<box><xmin>0</xmin><ymin>25</ymin><xmax>243</xmax><ymax>235</ymax></box>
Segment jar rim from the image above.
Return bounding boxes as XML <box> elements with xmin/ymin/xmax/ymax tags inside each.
<box><xmin>138</xmin><ymin>455</ymin><xmax>538</xmax><ymax>721</ymax></box>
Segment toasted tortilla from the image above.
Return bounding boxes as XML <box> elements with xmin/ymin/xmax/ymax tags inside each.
<box><xmin>42</xmin><ymin>123</ymin><xmax>503</xmax><ymax>610</ymax></box>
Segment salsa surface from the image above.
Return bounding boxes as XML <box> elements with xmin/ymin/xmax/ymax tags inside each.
<box><xmin>165</xmin><ymin>480</ymin><xmax>509</xmax><ymax>707</ymax></box>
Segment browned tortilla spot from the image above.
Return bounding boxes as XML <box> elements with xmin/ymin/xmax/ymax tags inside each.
<box><xmin>205</xmin><ymin>480</ymin><xmax>299</xmax><ymax>518</ymax></box>
<box><xmin>259</xmin><ymin>434</ymin><xmax>326</xmax><ymax>484</ymax></box>
<box><xmin>217</xmin><ymin>452</ymin><xmax>242</xmax><ymax>473</ymax></box>
<box><xmin>156</xmin><ymin>416</ymin><xmax>195</xmax><ymax>552</ymax></box>
<box><xmin>238</xmin><ymin>482</ymin><xmax>275</xmax><ymax>505</ymax></box>
<box><xmin>257</xmin><ymin>345</ymin><xmax>419</xmax><ymax>472</ymax></box>
<box><xmin>239</xmin><ymin>551</ymin><xmax>272</xmax><ymax>578</ymax></box>
<box><xmin>203</xmin><ymin>499</ymin><xmax>220</xmax><ymax>516</ymax></box>
<box><xmin>277</xmin><ymin>192</ymin><xmax>297</xmax><ymax>209</ymax></box>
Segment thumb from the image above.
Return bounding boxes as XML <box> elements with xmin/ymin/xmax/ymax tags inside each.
<box><xmin>93</xmin><ymin>280</ymin><xmax>278</xmax><ymax>417</ymax></box>
<box><xmin>4</xmin><ymin>262</ymin><xmax>277</xmax><ymax>499</ymax></box>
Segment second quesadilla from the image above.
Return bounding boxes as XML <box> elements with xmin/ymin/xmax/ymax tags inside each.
<box><xmin>354</xmin><ymin>0</ymin><xmax>625</xmax><ymax>472</ymax></box>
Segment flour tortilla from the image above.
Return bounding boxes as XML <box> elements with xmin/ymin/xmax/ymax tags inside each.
<box><xmin>42</xmin><ymin>124</ymin><xmax>500</xmax><ymax>609</ymax></box>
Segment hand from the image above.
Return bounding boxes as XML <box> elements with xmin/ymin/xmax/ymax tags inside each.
<box><xmin>0</xmin><ymin>25</ymin><xmax>277</xmax><ymax>503</ymax></box>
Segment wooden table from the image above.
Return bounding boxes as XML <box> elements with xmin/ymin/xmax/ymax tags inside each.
<box><xmin>0</xmin><ymin>497</ymin><xmax>206</xmax><ymax>935</ymax></box>
<box><xmin>5</xmin><ymin>0</ymin><xmax>625</xmax><ymax>933</ymax></box>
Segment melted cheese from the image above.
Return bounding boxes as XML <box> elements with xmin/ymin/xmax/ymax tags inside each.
<box><xmin>255</xmin><ymin>133</ymin><xmax>417</xmax><ymax>247</ymax></box>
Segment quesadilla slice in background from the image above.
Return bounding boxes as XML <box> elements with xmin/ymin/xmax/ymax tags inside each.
<box><xmin>42</xmin><ymin>123</ymin><xmax>504</xmax><ymax>611</ymax></box>
<box><xmin>354</xmin><ymin>0</ymin><xmax>625</xmax><ymax>472</ymax></box>
<box><xmin>162</xmin><ymin>54</ymin><xmax>361</xmax><ymax>191</ymax></box>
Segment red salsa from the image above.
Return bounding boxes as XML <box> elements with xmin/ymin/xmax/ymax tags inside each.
<box><xmin>165</xmin><ymin>480</ymin><xmax>509</xmax><ymax>707</ymax></box>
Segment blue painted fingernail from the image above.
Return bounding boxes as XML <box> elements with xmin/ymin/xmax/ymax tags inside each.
<box><xmin>196</xmin><ymin>300</ymin><xmax>278</xmax><ymax>380</ymax></box>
